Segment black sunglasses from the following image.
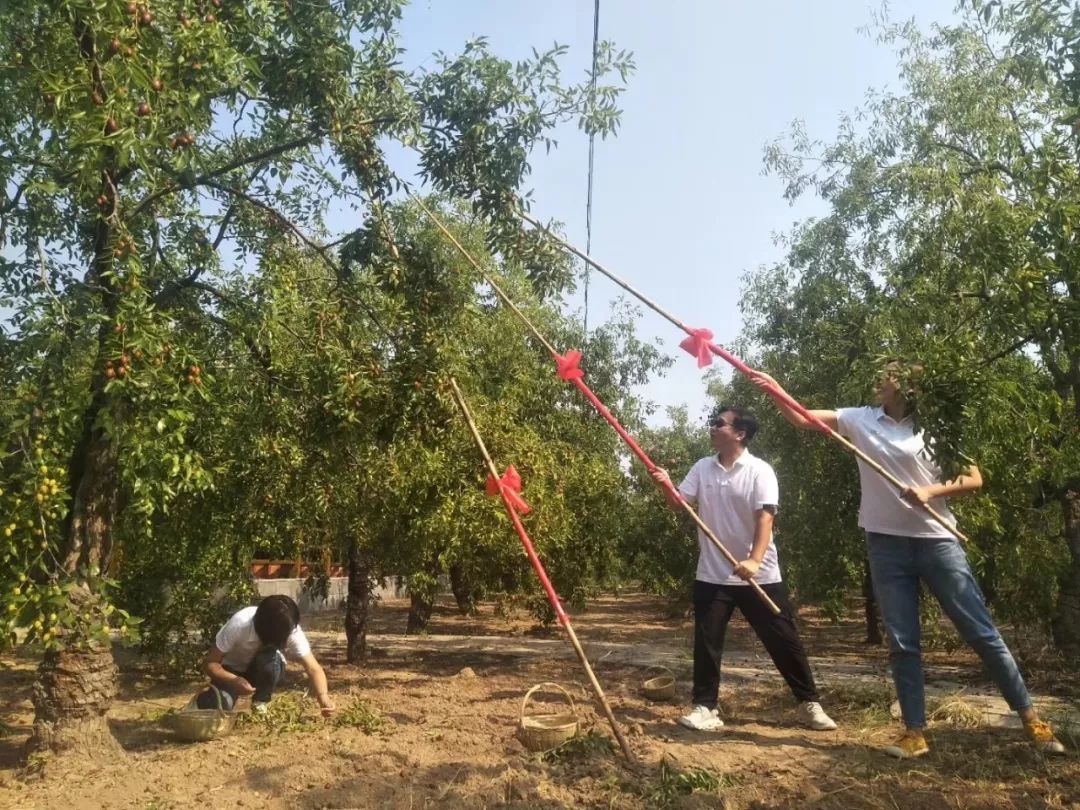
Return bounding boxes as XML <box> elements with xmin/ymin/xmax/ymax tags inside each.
<box><xmin>709</xmin><ymin>419</ymin><xmax>738</xmax><ymax>431</ymax></box>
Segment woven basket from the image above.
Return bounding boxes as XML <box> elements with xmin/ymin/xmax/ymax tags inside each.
<box><xmin>517</xmin><ymin>682</ymin><xmax>578</xmax><ymax>752</ymax></box>
<box><xmin>642</xmin><ymin>666</ymin><xmax>676</xmax><ymax>702</ymax></box>
<box><xmin>163</xmin><ymin>685</ymin><xmax>236</xmax><ymax>742</ymax></box>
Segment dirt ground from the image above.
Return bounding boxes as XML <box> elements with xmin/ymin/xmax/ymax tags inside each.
<box><xmin>1</xmin><ymin>592</ymin><xmax>1078</xmax><ymax>809</ymax></box>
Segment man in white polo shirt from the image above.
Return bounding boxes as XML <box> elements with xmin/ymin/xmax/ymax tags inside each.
<box><xmin>196</xmin><ymin>595</ymin><xmax>335</xmax><ymax>717</ymax></box>
<box><xmin>653</xmin><ymin>405</ymin><xmax>835</xmax><ymax>732</ymax></box>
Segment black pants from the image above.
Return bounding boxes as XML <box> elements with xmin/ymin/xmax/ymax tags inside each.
<box><xmin>692</xmin><ymin>580</ymin><xmax>819</xmax><ymax>708</ymax></box>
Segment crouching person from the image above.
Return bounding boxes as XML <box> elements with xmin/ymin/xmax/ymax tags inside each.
<box><xmin>196</xmin><ymin>594</ymin><xmax>335</xmax><ymax>717</ymax></box>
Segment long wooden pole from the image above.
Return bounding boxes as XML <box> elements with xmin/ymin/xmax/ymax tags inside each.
<box><xmin>561</xmin><ymin>373</ymin><xmax>781</xmax><ymax>614</ymax></box>
<box><xmin>446</xmin><ymin>378</ymin><xmax>635</xmax><ymax>762</ymax></box>
<box><xmin>412</xmin><ymin>194</ymin><xmax>781</xmax><ymax>612</ymax></box>
<box><xmin>517</xmin><ymin>209</ymin><xmax>969</xmax><ymax>545</ymax></box>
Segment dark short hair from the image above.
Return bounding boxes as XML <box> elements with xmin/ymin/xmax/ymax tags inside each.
<box><xmin>253</xmin><ymin>594</ymin><xmax>301</xmax><ymax>649</ymax></box>
<box><xmin>710</xmin><ymin>404</ymin><xmax>758</xmax><ymax>446</ymax></box>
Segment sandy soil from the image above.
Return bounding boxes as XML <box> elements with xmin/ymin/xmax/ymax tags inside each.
<box><xmin>1</xmin><ymin>592</ymin><xmax>1077</xmax><ymax>809</ymax></box>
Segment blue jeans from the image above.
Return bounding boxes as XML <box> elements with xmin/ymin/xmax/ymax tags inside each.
<box><xmin>196</xmin><ymin>646</ymin><xmax>284</xmax><ymax>711</ymax></box>
<box><xmin>866</xmin><ymin>532</ymin><xmax>1031</xmax><ymax>729</ymax></box>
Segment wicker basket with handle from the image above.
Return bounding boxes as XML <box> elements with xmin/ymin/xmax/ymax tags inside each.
<box><xmin>162</xmin><ymin>685</ymin><xmax>236</xmax><ymax>742</ymax></box>
<box><xmin>641</xmin><ymin>665</ymin><xmax>676</xmax><ymax>701</ymax></box>
<box><xmin>516</xmin><ymin>682</ymin><xmax>579</xmax><ymax>752</ymax></box>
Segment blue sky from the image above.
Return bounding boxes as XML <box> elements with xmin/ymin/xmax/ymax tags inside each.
<box><xmin>392</xmin><ymin>0</ymin><xmax>958</xmax><ymax>425</ymax></box>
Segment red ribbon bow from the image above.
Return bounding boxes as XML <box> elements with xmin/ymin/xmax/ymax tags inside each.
<box><xmin>679</xmin><ymin>327</ymin><xmax>715</xmax><ymax>368</ymax></box>
<box><xmin>554</xmin><ymin>350</ymin><xmax>585</xmax><ymax>381</ymax></box>
<box><xmin>485</xmin><ymin>464</ymin><xmax>531</xmax><ymax>515</ymax></box>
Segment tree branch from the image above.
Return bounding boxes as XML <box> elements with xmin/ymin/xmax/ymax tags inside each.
<box><xmin>151</xmin><ymin>247</ymin><xmax>206</xmax><ymax>308</ymax></box>
<box><xmin>203</xmin><ymin>180</ymin><xmax>331</xmax><ymax>258</ymax></box>
<box><xmin>190</xmin><ymin>281</ymin><xmax>278</xmax><ymax>388</ymax></box>
<box><xmin>130</xmin><ymin>132</ymin><xmax>322</xmax><ymax>218</ymax></box>
<box><xmin>202</xmin><ymin>180</ymin><xmax>389</xmax><ymax>335</ymax></box>
<box><xmin>130</xmin><ymin>115</ymin><xmax>407</xmax><ymax>218</ymax></box>
<box><xmin>932</xmin><ymin>139</ymin><xmax>1016</xmax><ymax>180</ymax></box>
<box><xmin>977</xmin><ymin>332</ymin><xmax>1037</xmax><ymax>368</ymax></box>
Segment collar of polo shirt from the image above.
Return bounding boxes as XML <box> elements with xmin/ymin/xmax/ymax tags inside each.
<box><xmin>874</xmin><ymin>405</ymin><xmax>913</xmax><ymax>425</ymax></box>
<box><xmin>711</xmin><ymin>451</ymin><xmax>749</xmax><ymax>469</ymax></box>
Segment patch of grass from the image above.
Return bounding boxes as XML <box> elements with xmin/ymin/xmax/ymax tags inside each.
<box><xmin>237</xmin><ymin>691</ymin><xmax>317</xmax><ymax>734</ymax></box>
<box><xmin>332</xmin><ymin>695</ymin><xmax>383</xmax><ymax>734</ymax></box>
<box><xmin>244</xmin><ymin>691</ymin><xmax>386</xmax><ymax>735</ymax></box>
<box><xmin>845</xmin><ymin>724</ymin><xmax>1080</xmax><ymax>796</ymax></box>
<box><xmin>1045</xmin><ymin>709</ymin><xmax>1080</xmax><ymax>751</ymax></box>
<box><xmin>539</xmin><ymin>729</ymin><xmax>615</xmax><ymax>763</ymax></box>
<box><xmin>822</xmin><ymin>679</ymin><xmax>895</xmax><ymax>729</ymax></box>
<box><xmin>492</xmin><ymin>592</ymin><xmax>525</xmax><ymax>620</ymax></box>
<box><xmin>21</xmin><ymin>751</ymin><xmax>49</xmax><ymax>780</ymax></box>
<box><xmin>142</xmin><ymin>706</ymin><xmax>178</xmax><ymax>724</ymax></box>
<box><xmin>0</xmin><ymin>720</ymin><xmax>16</xmax><ymax>738</ymax></box>
<box><xmin>926</xmin><ymin>694</ymin><xmax>983</xmax><ymax>729</ymax></box>
<box><xmin>640</xmin><ymin>759</ymin><xmax>741</xmax><ymax>808</ymax></box>
<box><xmin>927</xmin><ymin>730</ymin><xmax>1031</xmax><ymax>780</ymax></box>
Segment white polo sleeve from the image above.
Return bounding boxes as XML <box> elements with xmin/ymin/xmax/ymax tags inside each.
<box><xmin>214</xmin><ymin>610</ymin><xmax>245</xmax><ymax>653</ymax></box>
<box><xmin>754</xmin><ymin>463</ymin><xmax>780</xmax><ymax>511</ymax></box>
<box><xmin>284</xmin><ymin>626</ymin><xmax>312</xmax><ymax>660</ymax></box>
<box><xmin>835</xmin><ymin>407</ymin><xmax>864</xmax><ymax>440</ymax></box>
<box><xmin>677</xmin><ymin>459</ymin><xmax>703</xmax><ymax>501</ymax></box>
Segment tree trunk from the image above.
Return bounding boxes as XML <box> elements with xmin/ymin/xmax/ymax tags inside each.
<box><xmin>25</xmin><ymin>24</ymin><xmax>128</xmax><ymax>759</ymax></box>
<box><xmin>345</xmin><ymin>541</ymin><xmax>374</xmax><ymax>664</ymax></box>
<box><xmin>29</xmin><ymin>332</ymin><xmax>123</xmax><ymax>756</ymax></box>
<box><xmin>499</xmin><ymin>567</ymin><xmax>521</xmax><ymax>595</ymax></box>
<box><xmin>60</xmin><ymin>394</ymin><xmax>120</xmax><ymax>573</ymax></box>
<box><xmin>863</xmin><ymin>563</ymin><xmax>883</xmax><ymax>645</ymax></box>
<box><xmin>449</xmin><ymin>563</ymin><xmax>479</xmax><ymax>616</ymax></box>
<box><xmin>406</xmin><ymin>559</ymin><xmax>443</xmax><ymax>635</ymax></box>
<box><xmin>1051</xmin><ymin>490</ymin><xmax>1080</xmax><ymax>658</ymax></box>
<box><xmin>27</xmin><ymin>641</ymin><xmax>121</xmax><ymax>758</ymax></box>
<box><xmin>406</xmin><ymin>590</ymin><xmax>434</xmax><ymax>635</ymax></box>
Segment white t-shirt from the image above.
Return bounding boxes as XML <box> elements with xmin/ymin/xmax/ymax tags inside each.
<box><xmin>678</xmin><ymin>451</ymin><xmax>781</xmax><ymax>586</ymax></box>
<box><xmin>215</xmin><ymin>605</ymin><xmax>312</xmax><ymax>671</ymax></box>
<box><xmin>836</xmin><ymin>406</ymin><xmax>958</xmax><ymax>538</ymax></box>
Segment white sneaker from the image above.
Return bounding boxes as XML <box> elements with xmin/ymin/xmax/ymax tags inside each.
<box><xmin>797</xmin><ymin>701</ymin><xmax>837</xmax><ymax>730</ymax></box>
<box><xmin>252</xmin><ymin>701</ymin><xmax>269</xmax><ymax>716</ymax></box>
<box><xmin>677</xmin><ymin>705</ymin><xmax>724</xmax><ymax>731</ymax></box>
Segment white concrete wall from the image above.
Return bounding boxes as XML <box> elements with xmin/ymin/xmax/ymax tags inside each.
<box><xmin>254</xmin><ymin>575</ymin><xmax>449</xmax><ymax>613</ymax></box>
<box><xmin>255</xmin><ymin>577</ymin><xmax>348</xmax><ymax>613</ymax></box>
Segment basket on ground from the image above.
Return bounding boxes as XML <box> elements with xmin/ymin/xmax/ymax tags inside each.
<box><xmin>517</xmin><ymin>682</ymin><xmax>579</xmax><ymax>752</ymax></box>
<box><xmin>641</xmin><ymin>666</ymin><xmax>676</xmax><ymax>702</ymax></box>
<box><xmin>162</xmin><ymin>685</ymin><xmax>236</xmax><ymax>742</ymax></box>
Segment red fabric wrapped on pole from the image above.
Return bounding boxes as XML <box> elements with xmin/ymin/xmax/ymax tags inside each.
<box><xmin>485</xmin><ymin>465</ymin><xmax>531</xmax><ymax>515</ymax></box>
<box><xmin>516</xmin><ymin>208</ymin><xmax>967</xmax><ymax>544</ymax></box>
<box><xmin>445</xmin><ymin>377</ymin><xmax>632</xmax><ymax>761</ymax></box>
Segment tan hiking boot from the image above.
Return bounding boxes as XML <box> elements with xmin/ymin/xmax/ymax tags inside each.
<box><xmin>1024</xmin><ymin>719</ymin><xmax>1065</xmax><ymax>754</ymax></box>
<box><xmin>882</xmin><ymin>729</ymin><xmax>929</xmax><ymax>759</ymax></box>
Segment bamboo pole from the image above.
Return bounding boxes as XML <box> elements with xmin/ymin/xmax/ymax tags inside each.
<box><xmin>517</xmin><ymin>209</ymin><xmax>969</xmax><ymax>545</ymax></box>
<box><xmin>446</xmin><ymin>377</ymin><xmax>635</xmax><ymax>762</ymax></box>
<box><xmin>411</xmin><ymin>194</ymin><xmax>781</xmax><ymax>612</ymax></box>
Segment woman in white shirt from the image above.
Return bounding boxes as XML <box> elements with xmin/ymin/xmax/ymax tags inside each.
<box><xmin>750</xmin><ymin>363</ymin><xmax>1064</xmax><ymax>758</ymax></box>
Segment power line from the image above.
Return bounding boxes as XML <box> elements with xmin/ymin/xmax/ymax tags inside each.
<box><xmin>583</xmin><ymin>0</ymin><xmax>600</xmax><ymax>336</ymax></box>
